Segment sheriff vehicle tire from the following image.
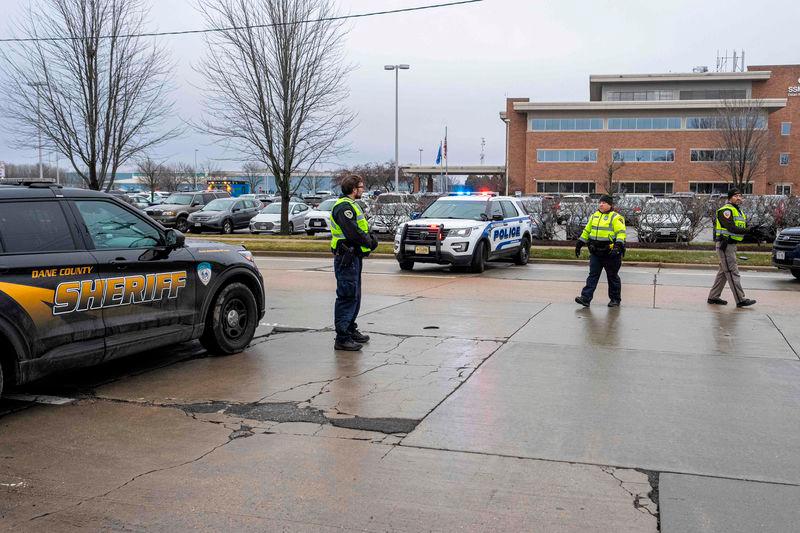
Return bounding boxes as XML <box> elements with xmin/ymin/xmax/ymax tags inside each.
<box><xmin>200</xmin><ymin>282</ymin><xmax>259</xmax><ymax>355</ymax></box>
<box><xmin>514</xmin><ymin>236</ymin><xmax>530</xmax><ymax>265</ymax></box>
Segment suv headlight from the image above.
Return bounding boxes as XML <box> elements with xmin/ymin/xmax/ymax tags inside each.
<box><xmin>449</xmin><ymin>227</ymin><xmax>473</xmax><ymax>238</ymax></box>
<box><xmin>162</xmin><ymin>211</ymin><xmax>176</xmax><ymax>216</ymax></box>
<box><xmin>238</xmin><ymin>250</ymin><xmax>255</xmax><ymax>263</ymax></box>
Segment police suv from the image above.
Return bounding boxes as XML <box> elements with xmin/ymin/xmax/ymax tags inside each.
<box><xmin>0</xmin><ymin>182</ymin><xmax>266</xmax><ymax>398</ymax></box>
<box><xmin>394</xmin><ymin>192</ymin><xmax>534</xmax><ymax>272</ymax></box>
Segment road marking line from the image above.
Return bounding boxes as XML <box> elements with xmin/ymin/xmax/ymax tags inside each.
<box><xmin>4</xmin><ymin>394</ymin><xmax>76</xmax><ymax>405</ymax></box>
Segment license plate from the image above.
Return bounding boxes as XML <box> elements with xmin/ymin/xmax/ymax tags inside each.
<box><xmin>194</xmin><ymin>223</ymin><xmax>201</xmax><ymax>227</ymax></box>
<box><xmin>415</xmin><ymin>245</ymin><xmax>430</xmax><ymax>255</ymax></box>
<box><xmin>776</xmin><ymin>251</ymin><xmax>786</xmax><ymax>260</ymax></box>
<box><xmin>312</xmin><ymin>221</ymin><xmax>322</xmax><ymax>227</ymax></box>
<box><xmin>659</xmin><ymin>229</ymin><xmax>673</xmax><ymax>235</ymax></box>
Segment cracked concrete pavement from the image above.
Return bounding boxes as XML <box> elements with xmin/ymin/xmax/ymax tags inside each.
<box><xmin>2</xmin><ymin>256</ymin><xmax>799</xmax><ymax>531</ymax></box>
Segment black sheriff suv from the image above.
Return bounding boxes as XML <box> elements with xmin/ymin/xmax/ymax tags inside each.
<box><xmin>0</xmin><ymin>182</ymin><xmax>266</xmax><ymax>397</ymax></box>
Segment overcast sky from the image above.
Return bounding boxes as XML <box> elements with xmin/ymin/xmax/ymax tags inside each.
<box><xmin>1</xmin><ymin>0</ymin><xmax>799</xmax><ymax>172</ymax></box>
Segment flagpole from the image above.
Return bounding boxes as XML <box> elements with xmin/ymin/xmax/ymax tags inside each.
<box><xmin>444</xmin><ymin>126</ymin><xmax>450</xmax><ymax>192</ymax></box>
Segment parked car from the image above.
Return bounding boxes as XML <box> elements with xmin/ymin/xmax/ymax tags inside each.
<box><xmin>250</xmin><ymin>201</ymin><xmax>310</xmax><ymax>234</ymax></box>
<box><xmin>557</xmin><ymin>195</ymin><xmax>589</xmax><ymax>224</ymax></box>
<box><xmin>187</xmin><ymin>197</ymin><xmax>261</xmax><ymax>234</ymax></box>
<box><xmin>638</xmin><ymin>199</ymin><xmax>691</xmax><ymax>242</ymax></box>
<box><xmin>565</xmin><ymin>212</ymin><xmax>591</xmax><ymax>240</ymax></box>
<box><xmin>616</xmin><ymin>194</ymin><xmax>654</xmax><ymax>225</ymax></box>
<box><xmin>145</xmin><ymin>190</ymin><xmax>231</xmax><ymax>232</ymax></box>
<box><xmin>371</xmin><ymin>203</ymin><xmax>413</xmax><ymax>234</ymax></box>
<box><xmin>772</xmin><ymin>227</ymin><xmax>800</xmax><ymax>279</ymax></box>
<box><xmin>304</xmin><ymin>198</ymin><xmax>337</xmax><ymax>235</ymax></box>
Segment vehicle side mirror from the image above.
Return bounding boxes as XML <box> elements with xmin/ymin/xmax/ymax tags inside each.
<box><xmin>164</xmin><ymin>228</ymin><xmax>185</xmax><ymax>249</ymax></box>
<box><xmin>191</xmin><ymin>202</ymin><xmax>201</xmax><ymax>207</ymax></box>
<box><xmin>233</xmin><ymin>207</ymin><xmax>241</xmax><ymax>212</ymax></box>
<box><xmin>410</xmin><ymin>212</ymin><xmax>421</xmax><ymax>220</ymax></box>
<box><xmin>492</xmin><ymin>214</ymin><xmax>504</xmax><ymax>221</ymax></box>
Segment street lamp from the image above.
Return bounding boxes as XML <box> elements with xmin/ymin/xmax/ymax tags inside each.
<box><xmin>418</xmin><ymin>148</ymin><xmax>423</xmax><ymax>166</ymax></box>
<box><xmin>194</xmin><ymin>149</ymin><xmax>199</xmax><ymax>190</ymax></box>
<box><xmin>384</xmin><ymin>64</ymin><xmax>410</xmax><ymax>192</ymax></box>
<box><xmin>28</xmin><ymin>82</ymin><xmax>46</xmax><ymax>181</ymax></box>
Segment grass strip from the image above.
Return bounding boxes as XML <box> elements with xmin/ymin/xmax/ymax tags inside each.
<box><xmin>190</xmin><ymin>234</ymin><xmax>772</xmax><ymax>266</ymax></box>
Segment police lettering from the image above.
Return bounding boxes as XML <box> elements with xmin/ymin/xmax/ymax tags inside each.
<box><xmin>52</xmin><ymin>271</ymin><xmax>187</xmax><ymax>315</ymax></box>
<box><xmin>492</xmin><ymin>226</ymin><xmax>521</xmax><ymax>240</ymax></box>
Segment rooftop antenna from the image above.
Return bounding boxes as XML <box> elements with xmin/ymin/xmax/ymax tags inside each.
<box><xmin>480</xmin><ymin>137</ymin><xmax>486</xmax><ymax>165</ymax></box>
<box><xmin>716</xmin><ymin>49</ymin><xmax>745</xmax><ymax>72</ymax></box>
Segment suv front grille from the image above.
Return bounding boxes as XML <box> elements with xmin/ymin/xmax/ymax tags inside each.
<box><xmin>774</xmin><ymin>234</ymin><xmax>800</xmax><ymax>250</ymax></box>
<box><xmin>405</xmin><ymin>227</ymin><xmax>451</xmax><ymax>243</ymax></box>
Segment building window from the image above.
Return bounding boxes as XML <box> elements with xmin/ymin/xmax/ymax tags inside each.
<box><xmin>687</xmin><ymin>115</ymin><xmax>767</xmax><ymax>130</ymax></box>
<box><xmin>781</xmin><ymin>122</ymin><xmax>792</xmax><ymax>136</ymax></box>
<box><xmin>536</xmin><ymin>181</ymin><xmax>596</xmax><ymax>194</ymax></box>
<box><xmin>689</xmin><ymin>182</ymin><xmax>753</xmax><ymax>194</ymax></box>
<box><xmin>606</xmin><ymin>90</ymin><xmax>676</xmax><ymax>101</ymax></box>
<box><xmin>536</xmin><ymin>149</ymin><xmax>597</xmax><ymax>163</ymax></box>
<box><xmin>776</xmin><ymin>184</ymin><xmax>792</xmax><ymax>195</ymax></box>
<box><xmin>617</xmin><ymin>182</ymin><xmax>674</xmax><ymax>195</ymax></box>
<box><xmin>780</xmin><ymin>153</ymin><xmax>790</xmax><ymax>166</ymax></box>
<box><xmin>679</xmin><ymin>89</ymin><xmax>746</xmax><ymax>100</ymax></box>
<box><xmin>690</xmin><ymin>149</ymin><xmax>738</xmax><ymax>162</ymax></box>
<box><xmin>612</xmin><ymin>149</ymin><xmax>675</xmax><ymax>162</ymax></box>
<box><xmin>608</xmin><ymin>117</ymin><xmax>681</xmax><ymax>130</ymax></box>
<box><xmin>531</xmin><ymin>118</ymin><xmax>603</xmax><ymax>131</ymax></box>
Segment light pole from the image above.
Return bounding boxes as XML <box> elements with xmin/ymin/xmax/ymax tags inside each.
<box><xmin>28</xmin><ymin>82</ymin><xmax>46</xmax><ymax>181</ymax></box>
<box><xmin>384</xmin><ymin>64</ymin><xmax>410</xmax><ymax>192</ymax></box>
<box><xmin>418</xmin><ymin>148</ymin><xmax>423</xmax><ymax>166</ymax></box>
<box><xmin>193</xmin><ymin>149</ymin><xmax>198</xmax><ymax>190</ymax></box>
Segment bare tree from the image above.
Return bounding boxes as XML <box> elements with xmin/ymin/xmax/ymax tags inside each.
<box><xmin>600</xmin><ymin>157</ymin><xmax>625</xmax><ymax>195</ymax></box>
<box><xmin>334</xmin><ymin>161</ymin><xmax>404</xmax><ymax>192</ymax></box>
<box><xmin>197</xmin><ymin>0</ymin><xmax>354</xmax><ymax>234</ymax></box>
<box><xmin>135</xmin><ymin>157</ymin><xmax>166</xmax><ymax>202</ymax></box>
<box><xmin>711</xmin><ymin>100</ymin><xmax>771</xmax><ymax>190</ymax></box>
<box><xmin>200</xmin><ymin>159</ymin><xmax>222</xmax><ymax>181</ymax></box>
<box><xmin>161</xmin><ymin>163</ymin><xmax>192</xmax><ymax>192</ymax></box>
<box><xmin>4</xmin><ymin>162</ymin><xmax>66</xmax><ymax>183</ymax></box>
<box><xmin>1</xmin><ymin>0</ymin><xmax>180</xmax><ymax>191</ymax></box>
<box><xmin>241</xmin><ymin>161</ymin><xmax>264</xmax><ymax>193</ymax></box>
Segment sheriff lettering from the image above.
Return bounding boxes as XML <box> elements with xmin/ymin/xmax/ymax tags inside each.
<box><xmin>52</xmin><ymin>271</ymin><xmax>187</xmax><ymax>315</ymax></box>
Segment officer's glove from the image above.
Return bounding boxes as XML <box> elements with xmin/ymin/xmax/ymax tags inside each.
<box><xmin>575</xmin><ymin>241</ymin><xmax>584</xmax><ymax>258</ymax></box>
<box><xmin>369</xmin><ymin>233</ymin><xmax>379</xmax><ymax>250</ymax></box>
<box><xmin>617</xmin><ymin>241</ymin><xmax>626</xmax><ymax>258</ymax></box>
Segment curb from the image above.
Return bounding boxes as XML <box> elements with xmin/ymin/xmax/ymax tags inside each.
<box><xmin>250</xmin><ymin>251</ymin><xmax>775</xmax><ymax>271</ymax></box>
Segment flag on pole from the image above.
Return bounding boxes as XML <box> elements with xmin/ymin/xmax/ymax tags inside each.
<box><xmin>435</xmin><ymin>142</ymin><xmax>442</xmax><ymax>165</ymax></box>
<box><xmin>443</xmin><ymin>134</ymin><xmax>448</xmax><ymax>160</ymax></box>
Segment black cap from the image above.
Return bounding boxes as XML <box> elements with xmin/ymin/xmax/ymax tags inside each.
<box><xmin>599</xmin><ymin>194</ymin><xmax>614</xmax><ymax>206</ymax></box>
<box><xmin>727</xmin><ymin>188</ymin><xmax>741</xmax><ymax>199</ymax></box>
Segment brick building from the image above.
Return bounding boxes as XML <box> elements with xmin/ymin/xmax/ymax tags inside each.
<box><xmin>501</xmin><ymin>65</ymin><xmax>800</xmax><ymax>196</ymax></box>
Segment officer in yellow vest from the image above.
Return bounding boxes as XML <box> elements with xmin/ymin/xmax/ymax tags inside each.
<box><xmin>330</xmin><ymin>175</ymin><xmax>379</xmax><ymax>351</ymax></box>
<box><xmin>574</xmin><ymin>194</ymin><xmax>627</xmax><ymax>307</ymax></box>
<box><xmin>708</xmin><ymin>188</ymin><xmax>756</xmax><ymax>307</ymax></box>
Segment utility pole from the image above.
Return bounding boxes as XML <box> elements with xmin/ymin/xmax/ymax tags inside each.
<box><xmin>480</xmin><ymin>137</ymin><xmax>486</xmax><ymax>165</ymax></box>
<box><xmin>193</xmin><ymin>149</ymin><xmax>198</xmax><ymax>190</ymax></box>
<box><xmin>418</xmin><ymin>148</ymin><xmax>423</xmax><ymax>166</ymax></box>
<box><xmin>28</xmin><ymin>82</ymin><xmax>46</xmax><ymax>181</ymax></box>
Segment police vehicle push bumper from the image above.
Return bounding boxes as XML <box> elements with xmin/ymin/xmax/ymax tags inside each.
<box><xmin>395</xmin><ymin>224</ymin><xmax>475</xmax><ymax>267</ymax></box>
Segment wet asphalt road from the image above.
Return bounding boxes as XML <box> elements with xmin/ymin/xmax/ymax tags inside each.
<box><xmin>1</xmin><ymin>257</ymin><xmax>799</xmax><ymax>531</ymax></box>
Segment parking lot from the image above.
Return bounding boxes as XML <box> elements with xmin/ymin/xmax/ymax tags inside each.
<box><xmin>2</xmin><ymin>257</ymin><xmax>799</xmax><ymax>531</ymax></box>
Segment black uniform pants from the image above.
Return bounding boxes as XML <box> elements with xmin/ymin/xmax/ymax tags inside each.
<box><xmin>334</xmin><ymin>253</ymin><xmax>363</xmax><ymax>342</ymax></box>
<box><xmin>580</xmin><ymin>251</ymin><xmax>622</xmax><ymax>303</ymax></box>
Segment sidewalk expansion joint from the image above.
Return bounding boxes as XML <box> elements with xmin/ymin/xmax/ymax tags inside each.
<box><xmin>766</xmin><ymin>314</ymin><xmax>799</xmax><ymax>360</ymax></box>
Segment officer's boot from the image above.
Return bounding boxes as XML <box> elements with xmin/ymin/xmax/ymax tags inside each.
<box><xmin>334</xmin><ymin>339</ymin><xmax>363</xmax><ymax>351</ymax></box>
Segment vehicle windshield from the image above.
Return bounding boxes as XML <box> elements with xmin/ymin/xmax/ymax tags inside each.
<box><xmin>317</xmin><ymin>199</ymin><xmax>336</xmax><ymax>211</ymax></box>
<box><xmin>644</xmin><ymin>202</ymin><xmax>684</xmax><ymax>215</ymax></box>
<box><xmin>261</xmin><ymin>203</ymin><xmax>284</xmax><ymax>214</ymax></box>
<box><xmin>163</xmin><ymin>194</ymin><xmax>194</xmax><ymax>205</ymax></box>
<box><xmin>203</xmin><ymin>198</ymin><xmax>236</xmax><ymax>211</ymax></box>
<box><xmin>420</xmin><ymin>200</ymin><xmax>488</xmax><ymax>220</ymax></box>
